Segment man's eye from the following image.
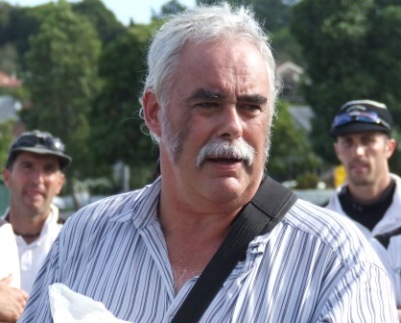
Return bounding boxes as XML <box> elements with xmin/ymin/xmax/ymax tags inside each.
<box><xmin>44</xmin><ymin>165</ymin><xmax>58</xmax><ymax>173</ymax></box>
<box><xmin>195</xmin><ymin>102</ymin><xmax>219</xmax><ymax>109</ymax></box>
<box><xmin>340</xmin><ymin>140</ymin><xmax>352</xmax><ymax>148</ymax></box>
<box><xmin>363</xmin><ymin>139</ymin><xmax>375</xmax><ymax>145</ymax></box>
<box><xmin>241</xmin><ymin>104</ymin><xmax>261</xmax><ymax>114</ymax></box>
<box><xmin>21</xmin><ymin>163</ymin><xmax>32</xmax><ymax>169</ymax></box>
<box><xmin>245</xmin><ymin>104</ymin><xmax>260</xmax><ymax>110</ymax></box>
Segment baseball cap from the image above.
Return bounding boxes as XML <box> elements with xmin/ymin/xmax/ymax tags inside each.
<box><xmin>330</xmin><ymin>99</ymin><xmax>393</xmax><ymax>137</ymax></box>
<box><xmin>6</xmin><ymin>130</ymin><xmax>72</xmax><ymax>170</ymax></box>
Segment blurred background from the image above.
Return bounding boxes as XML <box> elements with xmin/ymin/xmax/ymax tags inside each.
<box><xmin>0</xmin><ymin>0</ymin><xmax>400</xmax><ymax>216</ymax></box>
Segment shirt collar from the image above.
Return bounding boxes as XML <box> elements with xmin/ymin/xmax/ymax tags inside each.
<box><xmin>110</xmin><ymin>177</ymin><xmax>161</xmax><ymax>229</ymax></box>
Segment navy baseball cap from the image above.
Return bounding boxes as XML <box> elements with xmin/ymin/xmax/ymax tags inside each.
<box><xmin>6</xmin><ymin>130</ymin><xmax>72</xmax><ymax>170</ymax></box>
<box><xmin>330</xmin><ymin>100</ymin><xmax>393</xmax><ymax>137</ymax></box>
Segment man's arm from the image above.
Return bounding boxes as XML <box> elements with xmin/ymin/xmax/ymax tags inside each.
<box><xmin>0</xmin><ymin>275</ymin><xmax>28</xmax><ymax>322</ymax></box>
<box><xmin>317</xmin><ymin>263</ymin><xmax>398</xmax><ymax>322</ymax></box>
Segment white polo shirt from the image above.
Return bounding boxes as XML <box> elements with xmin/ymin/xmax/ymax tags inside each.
<box><xmin>0</xmin><ymin>221</ymin><xmax>20</xmax><ymax>287</ymax></box>
<box><xmin>1</xmin><ymin>204</ymin><xmax>62</xmax><ymax>294</ymax></box>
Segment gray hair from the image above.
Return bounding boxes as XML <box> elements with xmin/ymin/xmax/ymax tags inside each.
<box><xmin>141</xmin><ymin>2</ymin><xmax>278</xmax><ymax>142</ymax></box>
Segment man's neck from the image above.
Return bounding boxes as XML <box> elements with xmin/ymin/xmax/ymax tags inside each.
<box><xmin>7</xmin><ymin>207</ymin><xmax>51</xmax><ymax>244</ymax></box>
<box><xmin>339</xmin><ymin>179</ymin><xmax>395</xmax><ymax>231</ymax></box>
<box><xmin>158</xmin><ymin>187</ymin><xmax>241</xmax><ymax>292</ymax></box>
<box><xmin>347</xmin><ymin>175</ymin><xmax>392</xmax><ymax>204</ymax></box>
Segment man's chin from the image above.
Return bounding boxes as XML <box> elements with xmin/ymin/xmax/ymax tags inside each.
<box><xmin>349</xmin><ymin>176</ymin><xmax>373</xmax><ymax>187</ymax></box>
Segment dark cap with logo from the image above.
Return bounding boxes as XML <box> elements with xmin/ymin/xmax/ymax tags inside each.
<box><xmin>5</xmin><ymin>130</ymin><xmax>72</xmax><ymax>170</ymax></box>
<box><xmin>330</xmin><ymin>99</ymin><xmax>393</xmax><ymax>138</ymax></box>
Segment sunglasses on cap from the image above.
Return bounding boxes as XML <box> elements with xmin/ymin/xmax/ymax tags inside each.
<box><xmin>332</xmin><ymin>110</ymin><xmax>391</xmax><ymax>130</ymax></box>
<box><xmin>11</xmin><ymin>134</ymin><xmax>66</xmax><ymax>153</ymax></box>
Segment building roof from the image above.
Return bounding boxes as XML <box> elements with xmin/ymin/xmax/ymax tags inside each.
<box><xmin>0</xmin><ymin>71</ymin><xmax>22</xmax><ymax>88</ymax></box>
<box><xmin>0</xmin><ymin>95</ymin><xmax>21</xmax><ymax>123</ymax></box>
<box><xmin>288</xmin><ymin>105</ymin><xmax>315</xmax><ymax>133</ymax></box>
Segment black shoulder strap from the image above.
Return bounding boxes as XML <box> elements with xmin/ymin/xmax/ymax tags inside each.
<box><xmin>374</xmin><ymin>226</ymin><xmax>401</xmax><ymax>249</ymax></box>
<box><xmin>171</xmin><ymin>176</ymin><xmax>297</xmax><ymax>323</ymax></box>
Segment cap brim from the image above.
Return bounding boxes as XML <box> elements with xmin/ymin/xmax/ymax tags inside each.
<box><xmin>331</xmin><ymin>123</ymin><xmax>390</xmax><ymax>137</ymax></box>
<box><xmin>12</xmin><ymin>147</ymin><xmax>72</xmax><ymax>169</ymax></box>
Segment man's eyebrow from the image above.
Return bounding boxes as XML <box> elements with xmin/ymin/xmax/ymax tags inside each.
<box><xmin>185</xmin><ymin>89</ymin><xmax>268</xmax><ymax>105</ymax></box>
<box><xmin>237</xmin><ymin>94</ymin><xmax>268</xmax><ymax>105</ymax></box>
<box><xmin>186</xmin><ymin>88</ymin><xmax>227</xmax><ymax>101</ymax></box>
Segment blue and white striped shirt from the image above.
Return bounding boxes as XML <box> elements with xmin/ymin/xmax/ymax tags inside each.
<box><xmin>20</xmin><ymin>178</ymin><xmax>398</xmax><ymax>322</ymax></box>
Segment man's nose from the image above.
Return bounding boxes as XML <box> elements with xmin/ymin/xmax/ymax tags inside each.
<box><xmin>218</xmin><ymin>105</ymin><xmax>243</xmax><ymax>140</ymax></box>
<box><xmin>30</xmin><ymin>168</ymin><xmax>46</xmax><ymax>183</ymax></box>
<box><xmin>353</xmin><ymin>143</ymin><xmax>367</xmax><ymax>156</ymax></box>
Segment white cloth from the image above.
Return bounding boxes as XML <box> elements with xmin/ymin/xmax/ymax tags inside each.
<box><xmin>49</xmin><ymin>283</ymin><xmax>130</xmax><ymax>323</ymax></box>
<box><xmin>326</xmin><ymin>173</ymin><xmax>401</xmax><ymax>306</ymax></box>
<box><xmin>20</xmin><ymin>178</ymin><xmax>398</xmax><ymax>322</ymax></box>
<box><xmin>1</xmin><ymin>204</ymin><xmax>62</xmax><ymax>294</ymax></box>
<box><xmin>0</xmin><ymin>222</ymin><xmax>20</xmax><ymax>287</ymax></box>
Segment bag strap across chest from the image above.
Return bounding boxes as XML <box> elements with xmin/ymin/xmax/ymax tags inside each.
<box><xmin>171</xmin><ymin>176</ymin><xmax>298</xmax><ymax>323</ymax></box>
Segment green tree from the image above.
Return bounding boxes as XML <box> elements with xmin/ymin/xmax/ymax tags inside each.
<box><xmin>291</xmin><ymin>0</ymin><xmax>401</xmax><ymax>162</ymax></box>
<box><xmin>72</xmin><ymin>0</ymin><xmax>126</xmax><ymax>45</ymax></box>
<box><xmin>151</xmin><ymin>0</ymin><xmax>187</xmax><ymax>21</ymax></box>
<box><xmin>196</xmin><ymin>0</ymin><xmax>222</xmax><ymax>5</ymax></box>
<box><xmin>268</xmin><ymin>101</ymin><xmax>321</xmax><ymax>181</ymax></box>
<box><xmin>89</xmin><ymin>24</ymin><xmax>157</xmax><ymax>188</ymax></box>
<box><xmin>271</xmin><ymin>26</ymin><xmax>304</xmax><ymax>65</ymax></box>
<box><xmin>205</xmin><ymin>0</ymin><xmax>299</xmax><ymax>33</ymax></box>
<box><xmin>0</xmin><ymin>43</ymin><xmax>18</xmax><ymax>74</ymax></box>
<box><xmin>196</xmin><ymin>0</ymin><xmax>303</xmax><ymax>64</ymax></box>
<box><xmin>23</xmin><ymin>0</ymin><xmax>101</xmax><ymax>199</ymax></box>
<box><xmin>2</xmin><ymin>3</ymin><xmax>60</xmax><ymax>73</ymax></box>
<box><xmin>0</xmin><ymin>120</ymin><xmax>14</xmax><ymax>168</ymax></box>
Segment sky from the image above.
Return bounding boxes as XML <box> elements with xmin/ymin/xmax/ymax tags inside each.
<box><xmin>8</xmin><ymin>0</ymin><xmax>197</xmax><ymax>25</ymax></box>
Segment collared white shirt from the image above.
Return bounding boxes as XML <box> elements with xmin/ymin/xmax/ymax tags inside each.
<box><xmin>326</xmin><ymin>173</ymin><xmax>401</xmax><ymax>306</ymax></box>
<box><xmin>0</xmin><ymin>221</ymin><xmax>20</xmax><ymax>287</ymax></box>
<box><xmin>2</xmin><ymin>204</ymin><xmax>62</xmax><ymax>294</ymax></box>
<box><xmin>21</xmin><ymin>179</ymin><xmax>398</xmax><ymax>322</ymax></box>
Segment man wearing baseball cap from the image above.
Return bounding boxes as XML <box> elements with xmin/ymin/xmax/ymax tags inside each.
<box><xmin>0</xmin><ymin>130</ymin><xmax>71</xmax><ymax>321</ymax></box>
<box><xmin>326</xmin><ymin>100</ymin><xmax>401</xmax><ymax>315</ymax></box>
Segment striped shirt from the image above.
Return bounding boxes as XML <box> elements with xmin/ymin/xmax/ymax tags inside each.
<box><xmin>20</xmin><ymin>178</ymin><xmax>398</xmax><ymax>322</ymax></box>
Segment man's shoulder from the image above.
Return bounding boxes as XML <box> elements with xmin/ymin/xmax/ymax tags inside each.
<box><xmin>284</xmin><ymin>199</ymin><xmax>381</xmax><ymax>265</ymax></box>
<box><xmin>0</xmin><ymin>220</ymin><xmax>14</xmax><ymax>237</ymax></box>
<box><xmin>64</xmin><ymin>182</ymin><xmax>159</xmax><ymax>229</ymax></box>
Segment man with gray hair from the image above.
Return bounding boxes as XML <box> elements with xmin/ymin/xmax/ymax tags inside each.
<box><xmin>21</xmin><ymin>4</ymin><xmax>397</xmax><ymax>322</ymax></box>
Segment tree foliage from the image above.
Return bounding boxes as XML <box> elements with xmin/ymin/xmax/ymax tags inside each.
<box><xmin>0</xmin><ymin>0</ymin><xmax>124</xmax><ymax>75</ymax></box>
<box><xmin>268</xmin><ymin>101</ymin><xmax>321</xmax><ymax>181</ymax></box>
<box><xmin>156</xmin><ymin>0</ymin><xmax>187</xmax><ymax>19</ymax></box>
<box><xmin>0</xmin><ymin>3</ymin><xmax>56</xmax><ymax>72</ymax></box>
<box><xmin>23</xmin><ymin>0</ymin><xmax>101</xmax><ymax>178</ymax></box>
<box><xmin>291</xmin><ymin>0</ymin><xmax>401</xmax><ymax>162</ymax></box>
<box><xmin>88</xmin><ymin>24</ymin><xmax>157</xmax><ymax>186</ymax></box>
<box><xmin>0</xmin><ymin>120</ymin><xmax>14</xmax><ymax>168</ymax></box>
<box><xmin>72</xmin><ymin>0</ymin><xmax>126</xmax><ymax>44</ymax></box>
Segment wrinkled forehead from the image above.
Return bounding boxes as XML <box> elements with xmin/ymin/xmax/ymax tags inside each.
<box><xmin>177</xmin><ymin>40</ymin><xmax>271</xmax><ymax>90</ymax></box>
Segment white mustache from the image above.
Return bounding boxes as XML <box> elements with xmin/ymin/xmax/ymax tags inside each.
<box><xmin>196</xmin><ymin>138</ymin><xmax>255</xmax><ymax>167</ymax></box>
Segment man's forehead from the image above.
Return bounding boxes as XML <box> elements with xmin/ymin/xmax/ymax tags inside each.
<box><xmin>337</xmin><ymin>131</ymin><xmax>387</xmax><ymax>140</ymax></box>
<box><xmin>15</xmin><ymin>152</ymin><xmax>61</xmax><ymax>165</ymax></box>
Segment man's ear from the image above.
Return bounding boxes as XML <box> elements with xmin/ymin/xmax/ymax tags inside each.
<box><xmin>55</xmin><ymin>173</ymin><xmax>65</xmax><ymax>195</ymax></box>
<box><xmin>142</xmin><ymin>91</ymin><xmax>161</xmax><ymax>138</ymax></box>
<box><xmin>386</xmin><ymin>138</ymin><xmax>398</xmax><ymax>159</ymax></box>
<box><xmin>2</xmin><ymin>168</ymin><xmax>11</xmax><ymax>188</ymax></box>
